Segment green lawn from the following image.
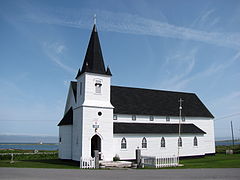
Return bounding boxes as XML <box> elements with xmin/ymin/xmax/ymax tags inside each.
<box><xmin>179</xmin><ymin>154</ymin><xmax>240</xmax><ymax>168</ymax></box>
<box><xmin>0</xmin><ymin>159</ymin><xmax>80</xmax><ymax>169</ymax></box>
<box><xmin>0</xmin><ymin>154</ymin><xmax>240</xmax><ymax>169</ymax></box>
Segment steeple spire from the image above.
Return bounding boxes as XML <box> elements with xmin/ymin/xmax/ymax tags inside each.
<box><xmin>76</xmin><ymin>20</ymin><xmax>112</xmax><ymax>79</ymax></box>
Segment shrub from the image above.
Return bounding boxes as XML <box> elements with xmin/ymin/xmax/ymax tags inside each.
<box><xmin>113</xmin><ymin>154</ymin><xmax>120</xmax><ymax>161</ymax></box>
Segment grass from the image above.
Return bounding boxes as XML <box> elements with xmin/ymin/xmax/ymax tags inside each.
<box><xmin>0</xmin><ymin>159</ymin><xmax>80</xmax><ymax>169</ymax></box>
<box><xmin>179</xmin><ymin>154</ymin><xmax>240</xmax><ymax>168</ymax></box>
<box><xmin>0</xmin><ymin>154</ymin><xmax>239</xmax><ymax>169</ymax></box>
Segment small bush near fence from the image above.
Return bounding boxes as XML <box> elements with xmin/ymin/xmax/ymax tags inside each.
<box><xmin>0</xmin><ymin>153</ymin><xmax>58</xmax><ymax>160</ymax></box>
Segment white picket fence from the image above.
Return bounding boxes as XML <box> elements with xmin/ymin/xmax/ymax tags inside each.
<box><xmin>142</xmin><ymin>155</ymin><xmax>178</xmax><ymax>168</ymax></box>
<box><xmin>80</xmin><ymin>157</ymin><xmax>95</xmax><ymax>169</ymax></box>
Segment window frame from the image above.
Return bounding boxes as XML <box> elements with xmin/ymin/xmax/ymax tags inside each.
<box><xmin>121</xmin><ymin>137</ymin><xmax>127</xmax><ymax>149</ymax></box>
<box><xmin>161</xmin><ymin>137</ymin><xmax>166</xmax><ymax>148</ymax></box>
<box><xmin>193</xmin><ymin>136</ymin><xmax>198</xmax><ymax>147</ymax></box>
<box><xmin>142</xmin><ymin>137</ymin><xmax>147</xmax><ymax>149</ymax></box>
<box><xmin>178</xmin><ymin>137</ymin><xmax>182</xmax><ymax>147</ymax></box>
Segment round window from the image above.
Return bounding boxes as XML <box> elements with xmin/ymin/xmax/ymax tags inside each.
<box><xmin>98</xmin><ymin>112</ymin><xmax>102</xmax><ymax>116</ymax></box>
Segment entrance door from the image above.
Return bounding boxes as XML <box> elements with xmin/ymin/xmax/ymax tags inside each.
<box><xmin>91</xmin><ymin>135</ymin><xmax>101</xmax><ymax>158</ymax></box>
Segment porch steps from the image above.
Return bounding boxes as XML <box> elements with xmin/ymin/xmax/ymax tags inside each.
<box><xmin>99</xmin><ymin>161</ymin><xmax>132</xmax><ymax>168</ymax></box>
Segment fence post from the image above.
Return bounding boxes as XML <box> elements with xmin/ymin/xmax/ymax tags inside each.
<box><xmin>80</xmin><ymin>157</ymin><xmax>82</xmax><ymax>168</ymax></box>
<box><xmin>94</xmin><ymin>150</ymin><xmax>99</xmax><ymax>169</ymax></box>
<box><xmin>136</xmin><ymin>148</ymin><xmax>141</xmax><ymax>168</ymax></box>
<box><xmin>10</xmin><ymin>153</ymin><xmax>14</xmax><ymax>164</ymax></box>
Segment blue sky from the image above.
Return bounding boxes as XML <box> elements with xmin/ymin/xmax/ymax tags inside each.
<box><xmin>0</xmin><ymin>0</ymin><xmax>240</xmax><ymax>139</ymax></box>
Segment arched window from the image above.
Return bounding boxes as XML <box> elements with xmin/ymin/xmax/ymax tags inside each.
<box><xmin>121</xmin><ymin>137</ymin><xmax>127</xmax><ymax>149</ymax></box>
<box><xmin>178</xmin><ymin>137</ymin><xmax>182</xmax><ymax>147</ymax></box>
<box><xmin>194</xmin><ymin>136</ymin><xmax>198</xmax><ymax>146</ymax></box>
<box><xmin>161</xmin><ymin>137</ymin><xmax>165</xmax><ymax>147</ymax></box>
<box><xmin>142</xmin><ymin>137</ymin><xmax>147</xmax><ymax>148</ymax></box>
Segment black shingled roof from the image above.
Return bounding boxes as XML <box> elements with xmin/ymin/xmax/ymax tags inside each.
<box><xmin>63</xmin><ymin>83</ymin><xmax>213</xmax><ymax>120</ymax></box>
<box><xmin>113</xmin><ymin>122</ymin><xmax>206</xmax><ymax>134</ymax></box>
<box><xmin>111</xmin><ymin>86</ymin><xmax>214</xmax><ymax>118</ymax></box>
<box><xmin>58</xmin><ymin>107</ymin><xmax>73</xmax><ymax>126</ymax></box>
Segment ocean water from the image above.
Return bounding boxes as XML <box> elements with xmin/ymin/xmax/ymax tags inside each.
<box><xmin>215</xmin><ymin>141</ymin><xmax>240</xmax><ymax>146</ymax></box>
<box><xmin>0</xmin><ymin>143</ymin><xmax>58</xmax><ymax>150</ymax></box>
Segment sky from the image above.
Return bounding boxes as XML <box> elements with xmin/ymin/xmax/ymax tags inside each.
<box><xmin>0</xmin><ymin>0</ymin><xmax>240</xmax><ymax>140</ymax></box>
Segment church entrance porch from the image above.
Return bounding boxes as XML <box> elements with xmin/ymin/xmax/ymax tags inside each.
<box><xmin>91</xmin><ymin>135</ymin><xmax>101</xmax><ymax>159</ymax></box>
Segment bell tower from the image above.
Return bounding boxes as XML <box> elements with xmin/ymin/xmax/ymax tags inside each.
<box><xmin>72</xmin><ymin>21</ymin><xmax>114</xmax><ymax>161</ymax></box>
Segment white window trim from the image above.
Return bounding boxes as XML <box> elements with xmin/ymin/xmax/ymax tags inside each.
<box><xmin>120</xmin><ymin>148</ymin><xmax>128</xmax><ymax>151</ymax></box>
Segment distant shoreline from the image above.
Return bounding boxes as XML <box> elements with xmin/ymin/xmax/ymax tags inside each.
<box><xmin>0</xmin><ymin>143</ymin><xmax>58</xmax><ymax>145</ymax></box>
<box><xmin>216</xmin><ymin>139</ymin><xmax>240</xmax><ymax>143</ymax></box>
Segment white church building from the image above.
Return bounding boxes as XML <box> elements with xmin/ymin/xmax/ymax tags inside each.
<box><xmin>58</xmin><ymin>24</ymin><xmax>215</xmax><ymax>161</ymax></box>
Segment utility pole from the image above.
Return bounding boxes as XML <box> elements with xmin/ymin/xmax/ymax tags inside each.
<box><xmin>178</xmin><ymin>98</ymin><xmax>183</xmax><ymax>164</ymax></box>
<box><xmin>231</xmin><ymin>121</ymin><xmax>235</xmax><ymax>148</ymax></box>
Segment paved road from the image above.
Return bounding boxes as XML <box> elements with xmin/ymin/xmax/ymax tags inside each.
<box><xmin>0</xmin><ymin>168</ymin><xmax>240</xmax><ymax>180</ymax></box>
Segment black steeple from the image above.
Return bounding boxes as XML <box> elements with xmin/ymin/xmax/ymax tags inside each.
<box><xmin>76</xmin><ymin>24</ymin><xmax>112</xmax><ymax>78</ymax></box>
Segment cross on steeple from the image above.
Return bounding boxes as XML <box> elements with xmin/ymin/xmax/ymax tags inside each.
<box><xmin>93</xmin><ymin>14</ymin><xmax>97</xmax><ymax>25</ymax></box>
<box><xmin>178</xmin><ymin>98</ymin><xmax>184</xmax><ymax>110</ymax></box>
